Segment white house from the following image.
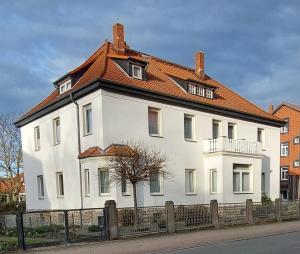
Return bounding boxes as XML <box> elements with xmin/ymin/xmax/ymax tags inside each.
<box><xmin>16</xmin><ymin>23</ymin><xmax>283</xmax><ymax>210</ymax></box>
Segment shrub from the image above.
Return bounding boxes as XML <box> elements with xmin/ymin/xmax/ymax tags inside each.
<box><xmin>0</xmin><ymin>201</ymin><xmax>26</xmax><ymax>213</ymax></box>
<box><xmin>88</xmin><ymin>225</ymin><xmax>101</xmax><ymax>232</ymax></box>
<box><xmin>261</xmin><ymin>195</ymin><xmax>273</xmax><ymax>204</ymax></box>
<box><xmin>0</xmin><ymin>239</ymin><xmax>17</xmax><ymax>252</ymax></box>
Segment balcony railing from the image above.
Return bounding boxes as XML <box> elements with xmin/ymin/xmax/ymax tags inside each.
<box><xmin>204</xmin><ymin>137</ymin><xmax>262</xmax><ymax>155</ymax></box>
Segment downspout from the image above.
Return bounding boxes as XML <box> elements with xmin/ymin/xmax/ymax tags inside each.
<box><xmin>70</xmin><ymin>93</ymin><xmax>83</xmax><ymax>210</ymax></box>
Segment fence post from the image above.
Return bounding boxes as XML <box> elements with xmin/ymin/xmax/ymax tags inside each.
<box><xmin>64</xmin><ymin>210</ymin><xmax>70</xmax><ymax>244</ymax></box>
<box><xmin>246</xmin><ymin>199</ymin><xmax>253</xmax><ymax>224</ymax></box>
<box><xmin>165</xmin><ymin>201</ymin><xmax>175</xmax><ymax>233</ymax></box>
<box><xmin>105</xmin><ymin>200</ymin><xmax>119</xmax><ymax>240</ymax></box>
<box><xmin>16</xmin><ymin>212</ymin><xmax>26</xmax><ymax>250</ymax></box>
<box><xmin>210</xmin><ymin>200</ymin><xmax>219</xmax><ymax>228</ymax></box>
<box><xmin>275</xmin><ymin>198</ymin><xmax>282</xmax><ymax>222</ymax></box>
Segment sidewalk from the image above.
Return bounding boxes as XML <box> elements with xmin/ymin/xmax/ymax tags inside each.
<box><xmin>25</xmin><ymin>221</ymin><xmax>300</xmax><ymax>254</ymax></box>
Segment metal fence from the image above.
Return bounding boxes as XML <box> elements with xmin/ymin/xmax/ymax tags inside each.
<box><xmin>118</xmin><ymin>206</ymin><xmax>167</xmax><ymax>236</ymax></box>
<box><xmin>280</xmin><ymin>200</ymin><xmax>300</xmax><ymax>220</ymax></box>
<box><xmin>252</xmin><ymin>202</ymin><xmax>276</xmax><ymax>223</ymax></box>
<box><xmin>218</xmin><ymin>203</ymin><xmax>247</xmax><ymax>226</ymax></box>
<box><xmin>174</xmin><ymin>204</ymin><xmax>211</xmax><ymax>231</ymax></box>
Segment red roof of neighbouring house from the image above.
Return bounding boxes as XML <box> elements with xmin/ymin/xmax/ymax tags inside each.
<box><xmin>0</xmin><ymin>172</ymin><xmax>25</xmax><ymax>194</ymax></box>
<box><xmin>16</xmin><ymin>23</ymin><xmax>283</xmax><ymax>126</ymax></box>
<box><xmin>78</xmin><ymin>144</ymin><xmax>133</xmax><ymax>159</ymax></box>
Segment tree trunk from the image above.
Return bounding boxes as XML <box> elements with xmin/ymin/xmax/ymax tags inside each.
<box><xmin>132</xmin><ymin>183</ymin><xmax>138</xmax><ymax>225</ymax></box>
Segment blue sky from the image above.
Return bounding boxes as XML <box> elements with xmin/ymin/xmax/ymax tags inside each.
<box><xmin>1</xmin><ymin>0</ymin><xmax>300</xmax><ymax>114</ymax></box>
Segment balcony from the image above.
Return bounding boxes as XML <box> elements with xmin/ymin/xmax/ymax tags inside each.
<box><xmin>204</xmin><ymin>137</ymin><xmax>262</xmax><ymax>155</ymax></box>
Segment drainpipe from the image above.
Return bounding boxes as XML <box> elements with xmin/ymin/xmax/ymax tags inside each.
<box><xmin>70</xmin><ymin>93</ymin><xmax>83</xmax><ymax>210</ymax></box>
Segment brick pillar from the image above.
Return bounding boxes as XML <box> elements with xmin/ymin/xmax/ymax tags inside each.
<box><xmin>210</xmin><ymin>200</ymin><xmax>219</xmax><ymax>228</ymax></box>
<box><xmin>105</xmin><ymin>200</ymin><xmax>119</xmax><ymax>240</ymax></box>
<box><xmin>275</xmin><ymin>198</ymin><xmax>282</xmax><ymax>222</ymax></box>
<box><xmin>246</xmin><ymin>199</ymin><xmax>254</xmax><ymax>224</ymax></box>
<box><xmin>165</xmin><ymin>201</ymin><xmax>175</xmax><ymax>233</ymax></box>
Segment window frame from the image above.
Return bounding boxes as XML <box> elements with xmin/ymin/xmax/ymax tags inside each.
<box><xmin>261</xmin><ymin>172</ymin><xmax>266</xmax><ymax>194</ymax></box>
<box><xmin>37</xmin><ymin>175</ymin><xmax>45</xmax><ymax>199</ymax></box>
<box><xmin>150</xmin><ymin>172</ymin><xmax>163</xmax><ymax>195</ymax></box>
<box><xmin>185</xmin><ymin>169</ymin><xmax>196</xmax><ymax>195</ymax></box>
<box><xmin>184</xmin><ymin>114</ymin><xmax>195</xmax><ymax>141</ymax></box>
<box><xmin>121</xmin><ymin>171</ymin><xmax>131</xmax><ymax>196</ymax></box>
<box><xmin>280</xmin><ymin>167</ymin><xmax>288</xmax><ymax>181</ymax></box>
<box><xmin>206</xmin><ymin>89</ymin><xmax>214</xmax><ymax>99</ymax></box>
<box><xmin>84</xmin><ymin>169</ymin><xmax>90</xmax><ymax>197</ymax></box>
<box><xmin>210</xmin><ymin>169</ymin><xmax>217</xmax><ymax>194</ymax></box>
<box><xmin>53</xmin><ymin>117</ymin><xmax>61</xmax><ymax>145</ymax></box>
<box><xmin>59</xmin><ymin>80</ymin><xmax>71</xmax><ymax>94</ymax></box>
<box><xmin>34</xmin><ymin>126</ymin><xmax>41</xmax><ymax>151</ymax></box>
<box><xmin>56</xmin><ymin>172</ymin><xmax>64</xmax><ymax>197</ymax></box>
<box><xmin>294</xmin><ymin>160</ymin><xmax>300</xmax><ymax>168</ymax></box>
<box><xmin>131</xmin><ymin>65</ymin><xmax>142</xmax><ymax>80</ymax></box>
<box><xmin>257</xmin><ymin>128</ymin><xmax>266</xmax><ymax>150</ymax></box>
<box><xmin>98</xmin><ymin>168</ymin><xmax>110</xmax><ymax>196</ymax></box>
<box><xmin>280</xmin><ymin>142</ymin><xmax>289</xmax><ymax>157</ymax></box>
<box><xmin>294</xmin><ymin>136</ymin><xmax>300</xmax><ymax>144</ymax></box>
<box><xmin>280</xmin><ymin>118</ymin><xmax>289</xmax><ymax>134</ymax></box>
<box><xmin>233</xmin><ymin>164</ymin><xmax>252</xmax><ymax>193</ymax></box>
<box><xmin>83</xmin><ymin>104</ymin><xmax>93</xmax><ymax>136</ymax></box>
<box><xmin>148</xmin><ymin>107</ymin><xmax>162</xmax><ymax>137</ymax></box>
<box><xmin>228</xmin><ymin>123</ymin><xmax>237</xmax><ymax>139</ymax></box>
<box><xmin>212</xmin><ymin>120</ymin><xmax>221</xmax><ymax>139</ymax></box>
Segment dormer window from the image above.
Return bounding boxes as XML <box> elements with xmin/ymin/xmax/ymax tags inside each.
<box><xmin>187</xmin><ymin>83</ymin><xmax>214</xmax><ymax>99</ymax></box>
<box><xmin>59</xmin><ymin>80</ymin><xmax>72</xmax><ymax>94</ymax></box>
<box><xmin>132</xmin><ymin>65</ymin><xmax>142</xmax><ymax>79</ymax></box>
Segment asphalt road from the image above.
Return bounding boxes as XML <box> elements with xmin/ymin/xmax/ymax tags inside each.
<box><xmin>157</xmin><ymin>231</ymin><xmax>300</xmax><ymax>254</ymax></box>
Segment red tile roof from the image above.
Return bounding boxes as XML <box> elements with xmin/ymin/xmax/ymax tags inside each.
<box><xmin>18</xmin><ymin>33</ymin><xmax>282</xmax><ymax>125</ymax></box>
<box><xmin>78</xmin><ymin>144</ymin><xmax>133</xmax><ymax>159</ymax></box>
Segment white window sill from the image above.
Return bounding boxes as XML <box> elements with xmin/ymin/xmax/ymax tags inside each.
<box><xmin>150</xmin><ymin>193</ymin><xmax>164</xmax><ymax>196</ymax></box>
<box><xmin>35</xmin><ymin>148</ymin><xmax>41</xmax><ymax>152</ymax></box>
<box><xmin>149</xmin><ymin>134</ymin><xmax>163</xmax><ymax>138</ymax></box>
<box><xmin>99</xmin><ymin>193</ymin><xmax>111</xmax><ymax>196</ymax></box>
<box><xmin>185</xmin><ymin>138</ymin><xmax>196</xmax><ymax>143</ymax></box>
<box><xmin>185</xmin><ymin>192</ymin><xmax>197</xmax><ymax>195</ymax></box>
<box><xmin>122</xmin><ymin>192</ymin><xmax>131</xmax><ymax>196</ymax></box>
<box><xmin>210</xmin><ymin>192</ymin><xmax>217</xmax><ymax>195</ymax></box>
<box><xmin>233</xmin><ymin>192</ymin><xmax>253</xmax><ymax>194</ymax></box>
<box><xmin>83</xmin><ymin>132</ymin><xmax>93</xmax><ymax>137</ymax></box>
<box><xmin>38</xmin><ymin>197</ymin><xmax>45</xmax><ymax>200</ymax></box>
<box><xmin>54</xmin><ymin>142</ymin><xmax>61</xmax><ymax>146</ymax></box>
<box><xmin>57</xmin><ymin>196</ymin><xmax>64</xmax><ymax>198</ymax></box>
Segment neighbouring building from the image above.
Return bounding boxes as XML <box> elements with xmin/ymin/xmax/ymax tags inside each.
<box><xmin>0</xmin><ymin>172</ymin><xmax>26</xmax><ymax>203</ymax></box>
<box><xmin>15</xmin><ymin>23</ymin><xmax>283</xmax><ymax>210</ymax></box>
<box><xmin>271</xmin><ymin>103</ymin><xmax>300</xmax><ymax>200</ymax></box>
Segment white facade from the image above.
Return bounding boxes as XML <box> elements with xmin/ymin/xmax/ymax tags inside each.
<box><xmin>21</xmin><ymin>89</ymin><xmax>280</xmax><ymax>210</ymax></box>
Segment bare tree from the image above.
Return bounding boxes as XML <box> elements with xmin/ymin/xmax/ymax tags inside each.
<box><xmin>0</xmin><ymin>114</ymin><xmax>23</xmax><ymax>201</ymax></box>
<box><xmin>106</xmin><ymin>140</ymin><xmax>169</xmax><ymax>213</ymax></box>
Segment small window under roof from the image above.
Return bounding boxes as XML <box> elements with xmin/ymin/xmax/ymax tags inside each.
<box><xmin>59</xmin><ymin>80</ymin><xmax>72</xmax><ymax>94</ymax></box>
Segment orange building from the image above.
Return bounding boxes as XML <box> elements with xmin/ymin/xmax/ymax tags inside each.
<box><xmin>272</xmin><ymin>103</ymin><xmax>300</xmax><ymax>200</ymax></box>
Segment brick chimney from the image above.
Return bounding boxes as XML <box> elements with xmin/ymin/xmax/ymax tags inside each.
<box><xmin>113</xmin><ymin>23</ymin><xmax>128</xmax><ymax>54</ymax></box>
<box><xmin>268</xmin><ymin>104</ymin><xmax>274</xmax><ymax>114</ymax></box>
<box><xmin>195</xmin><ymin>51</ymin><xmax>205</xmax><ymax>78</ymax></box>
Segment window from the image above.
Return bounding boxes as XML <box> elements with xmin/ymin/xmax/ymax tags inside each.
<box><xmin>59</xmin><ymin>80</ymin><xmax>71</xmax><ymax>94</ymax></box>
<box><xmin>294</xmin><ymin>137</ymin><xmax>300</xmax><ymax>144</ymax></box>
<box><xmin>184</xmin><ymin>114</ymin><xmax>195</xmax><ymax>140</ymax></box>
<box><xmin>228</xmin><ymin>123</ymin><xmax>236</xmax><ymax>139</ymax></box>
<box><xmin>294</xmin><ymin>160</ymin><xmax>300</xmax><ymax>168</ymax></box>
<box><xmin>281</xmin><ymin>118</ymin><xmax>289</xmax><ymax>133</ymax></box>
<box><xmin>83</xmin><ymin>104</ymin><xmax>92</xmax><ymax>135</ymax></box>
<box><xmin>37</xmin><ymin>175</ymin><xmax>45</xmax><ymax>199</ymax></box>
<box><xmin>280</xmin><ymin>167</ymin><xmax>288</xmax><ymax>181</ymax></box>
<box><xmin>99</xmin><ymin>169</ymin><xmax>110</xmax><ymax>195</ymax></box>
<box><xmin>148</xmin><ymin>107</ymin><xmax>161</xmax><ymax>136</ymax></box>
<box><xmin>196</xmin><ymin>86</ymin><xmax>205</xmax><ymax>97</ymax></box>
<box><xmin>213</xmin><ymin>120</ymin><xmax>221</xmax><ymax>139</ymax></box>
<box><xmin>206</xmin><ymin>89</ymin><xmax>213</xmax><ymax>99</ymax></box>
<box><xmin>261</xmin><ymin>172</ymin><xmax>265</xmax><ymax>194</ymax></box>
<box><xmin>53</xmin><ymin>118</ymin><xmax>61</xmax><ymax>145</ymax></box>
<box><xmin>280</xmin><ymin>143</ymin><xmax>289</xmax><ymax>157</ymax></box>
<box><xmin>56</xmin><ymin>172</ymin><xmax>64</xmax><ymax>197</ymax></box>
<box><xmin>257</xmin><ymin>128</ymin><xmax>266</xmax><ymax>149</ymax></box>
<box><xmin>233</xmin><ymin>164</ymin><xmax>251</xmax><ymax>193</ymax></box>
<box><xmin>150</xmin><ymin>172</ymin><xmax>161</xmax><ymax>194</ymax></box>
<box><xmin>185</xmin><ymin>169</ymin><xmax>196</xmax><ymax>194</ymax></box>
<box><xmin>121</xmin><ymin>171</ymin><xmax>130</xmax><ymax>195</ymax></box>
<box><xmin>132</xmin><ymin>65</ymin><xmax>142</xmax><ymax>79</ymax></box>
<box><xmin>34</xmin><ymin>126</ymin><xmax>41</xmax><ymax>151</ymax></box>
<box><xmin>188</xmin><ymin>84</ymin><xmax>197</xmax><ymax>94</ymax></box>
<box><xmin>84</xmin><ymin>169</ymin><xmax>90</xmax><ymax>196</ymax></box>
<box><xmin>210</xmin><ymin>169</ymin><xmax>217</xmax><ymax>194</ymax></box>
